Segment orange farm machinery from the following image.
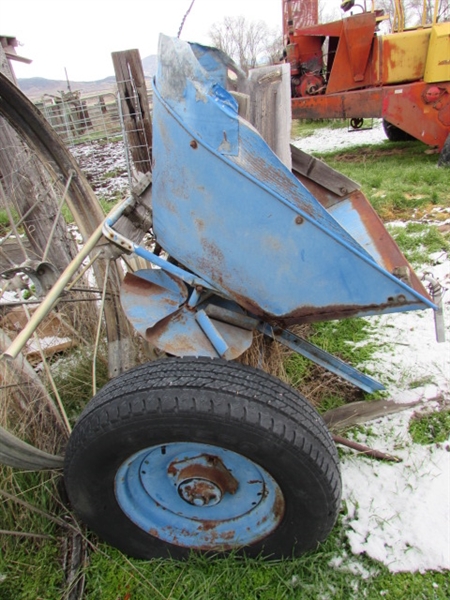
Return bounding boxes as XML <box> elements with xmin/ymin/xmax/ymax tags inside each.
<box><xmin>282</xmin><ymin>0</ymin><xmax>450</xmax><ymax>161</ymax></box>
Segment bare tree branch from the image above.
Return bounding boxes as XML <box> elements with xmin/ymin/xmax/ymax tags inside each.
<box><xmin>209</xmin><ymin>16</ymin><xmax>282</xmax><ymax>73</ymax></box>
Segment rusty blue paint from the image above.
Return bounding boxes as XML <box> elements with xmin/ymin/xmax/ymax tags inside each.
<box><xmin>258</xmin><ymin>323</ymin><xmax>385</xmax><ymax>393</ymax></box>
<box><xmin>105</xmin><ymin>35</ymin><xmax>437</xmax><ymax>392</ymax></box>
<box><xmin>151</xmin><ymin>35</ymin><xmax>435</xmax><ymax>324</ymax></box>
<box><xmin>119</xmin><ymin>269</ymin><xmax>187</xmax><ymax>337</ymax></box>
<box><xmin>115</xmin><ymin>442</ymin><xmax>284</xmax><ymax>550</ymax></box>
<box><xmin>195</xmin><ymin>309</ymin><xmax>229</xmax><ymax>357</ymax></box>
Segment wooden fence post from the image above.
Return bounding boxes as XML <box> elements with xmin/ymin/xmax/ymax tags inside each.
<box><xmin>112</xmin><ymin>49</ymin><xmax>152</xmax><ymax>175</ymax></box>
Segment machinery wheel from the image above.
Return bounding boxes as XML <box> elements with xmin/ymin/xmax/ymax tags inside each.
<box><xmin>0</xmin><ymin>72</ymin><xmax>130</xmax><ymax>464</ymax></box>
<box><xmin>438</xmin><ymin>133</ymin><xmax>450</xmax><ymax>167</ymax></box>
<box><xmin>382</xmin><ymin>119</ymin><xmax>415</xmax><ymax>142</ymax></box>
<box><xmin>350</xmin><ymin>118</ymin><xmax>364</xmax><ymax>130</ymax></box>
<box><xmin>64</xmin><ymin>357</ymin><xmax>342</xmax><ymax>559</ymax></box>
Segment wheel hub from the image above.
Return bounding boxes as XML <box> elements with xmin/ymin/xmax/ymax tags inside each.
<box><xmin>168</xmin><ymin>451</ymin><xmax>239</xmax><ymax>508</ymax></box>
<box><xmin>178</xmin><ymin>477</ymin><xmax>222</xmax><ymax>506</ymax></box>
<box><xmin>115</xmin><ymin>442</ymin><xmax>285</xmax><ymax>550</ymax></box>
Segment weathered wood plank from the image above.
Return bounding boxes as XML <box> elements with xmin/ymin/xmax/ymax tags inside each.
<box><xmin>291</xmin><ymin>143</ymin><xmax>360</xmax><ymax>197</ymax></box>
<box><xmin>323</xmin><ymin>399</ymin><xmax>421</xmax><ymax>432</ymax></box>
<box><xmin>247</xmin><ymin>64</ymin><xmax>292</xmax><ymax>169</ymax></box>
<box><xmin>112</xmin><ymin>49</ymin><xmax>152</xmax><ymax>175</ymax></box>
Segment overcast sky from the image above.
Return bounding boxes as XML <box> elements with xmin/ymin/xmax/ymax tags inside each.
<box><xmin>3</xmin><ymin>0</ymin><xmax>285</xmax><ymax>81</ymax></box>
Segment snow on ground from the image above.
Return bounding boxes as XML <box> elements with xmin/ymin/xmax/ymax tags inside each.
<box><xmin>70</xmin><ymin>140</ymin><xmax>129</xmax><ymax>201</ymax></box>
<box><xmin>341</xmin><ymin>262</ymin><xmax>450</xmax><ymax>572</ymax></box>
<box><xmin>296</xmin><ymin>125</ymin><xmax>450</xmax><ymax>573</ymax></box>
<box><xmin>293</xmin><ymin>119</ymin><xmax>388</xmax><ymax>153</ymax></box>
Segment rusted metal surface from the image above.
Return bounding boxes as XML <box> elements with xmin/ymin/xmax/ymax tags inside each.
<box><xmin>143</xmin><ymin>307</ymin><xmax>253</xmax><ymax>359</ymax></box>
<box><xmin>287</xmin><ymin>9</ymin><xmax>450</xmax><ymax>151</ymax></box>
<box><xmin>292</xmin><ymin>87</ymin><xmax>384</xmax><ymax>120</ymax></box>
<box><xmin>381</xmin><ymin>81</ymin><xmax>450</xmax><ymax>149</ymax></box>
<box><xmin>291</xmin><ymin>152</ymin><xmax>430</xmax><ymax>301</ymax></box>
<box><xmin>115</xmin><ymin>441</ymin><xmax>285</xmax><ymax>550</ymax></box>
<box><xmin>168</xmin><ymin>453</ymin><xmax>239</xmax><ymax>506</ymax></box>
<box><xmin>282</xmin><ymin>0</ymin><xmax>318</xmax><ymax>43</ymax></box>
<box><xmin>292</xmin><ymin>82</ymin><xmax>450</xmax><ymax>150</ymax></box>
<box><xmin>105</xmin><ymin>36</ymin><xmax>436</xmax><ymax>394</ymax></box>
<box><xmin>120</xmin><ymin>270</ymin><xmax>187</xmax><ymax>337</ymax></box>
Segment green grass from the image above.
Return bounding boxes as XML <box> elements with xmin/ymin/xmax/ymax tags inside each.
<box><xmin>0</xmin><ymin>206</ymin><xmax>20</xmax><ymax>235</ymax></box>
<box><xmin>311</xmin><ymin>140</ymin><xmax>450</xmax><ymax>221</ymax></box>
<box><xmin>409</xmin><ymin>409</ymin><xmax>450</xmax><ymax>445</ymax></box>
<box><xmin>70</xmin><ymin>131</ymin><xmax>123</xmax><ymax>146</ymax></box>
<box><xmin>387</xmin><ymin>222</ymin><xmax>450</xmax><ymax>267</ymax></box>
<box><xmin>292</xmin><ymin>118</ymin><xmax>348</xmax><ymax>139</ymax></box>
<box><xmin>51</xmin><ymin>348</ymin><xmax>109</xmax><ymax>425</ymax></box>
<box><xmin>285</xmin><ymin>317</ymin><xmax>379</xmax><ymax>410</ymax></box>
<box><xmin>1</xmin><ymin>513</ymin><xmax>449</xmax><ymax>599</ymax></box>
<box><xmin>58</xmin><ymin>195</ymin><xmax>120</xmax><ymax>227</ymax></box>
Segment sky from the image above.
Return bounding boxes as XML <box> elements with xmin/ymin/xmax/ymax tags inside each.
<box><xmin>2</xmin><ymin>0</ymin><xmax>285</xmax><ymax>82</ymax></box>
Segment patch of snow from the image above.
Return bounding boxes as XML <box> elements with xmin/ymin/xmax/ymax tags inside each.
<box><xmin>70</xmin><ymin>140</ymin><xmax>129</xmax><ymax>201</ymax></box>
<box><xmin>339</xmin><ymin>258</ymin><xmax>450</xmax><ymax>572</ymax></box>
<box><xmin>328</xmin><ymin>552</ymin><xmax>378</xmax><ymax>579</ymax></box>
<box><xmin>293</xmin><ymin>119</ymin><xmax>387</xmax><ymax>154</ymax></box>
<box><xmin>26</xmin><ymin>336</ymin><xmax>72</xmax><ymax>352</ymax></box>
<box><xmin>342</xmin><ymin>417</ymin><xmax>449</xmax><ymax>573</ymax></box>
<box><xmin>362</xmin><ymin>259</ymin><xmax>449</xmax><ymax>402</ymax></box>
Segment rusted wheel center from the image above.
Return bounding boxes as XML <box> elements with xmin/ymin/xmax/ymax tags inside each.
<box><xmin>170</xmin><ymin>452</ymin><xmax>239</xmax><ymax>507</ymax></box>
<box><xmin>115</xmin><ymin>442</ymin><xmax>284</xmax><ymax>550</ymax></box>
<box><xmin>178</xmin><ymin>477</ymin><xmax>222</xmax><ymax>506</ymax></box>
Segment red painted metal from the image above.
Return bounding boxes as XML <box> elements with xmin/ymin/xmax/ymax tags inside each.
<box><xmin>283</xmin><ymin>1</ymin><xmax>450</xmax><ymax>151</ymax></box>
<box><xmin>292</xmin><ymin>82</ymin><xmax>450</xmax><ymax>149</ymax></box>
<box><xmin>282</xmin><ymin>0</ymin><xmax>318</xmax><ymax>44</ymax></box>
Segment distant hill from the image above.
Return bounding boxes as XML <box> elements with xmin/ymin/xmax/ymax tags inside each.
<box><xmin>17</xmin><ymin>76</ymin><xmax>118</xmax><ymax>100</ymax></box>
<box><xmin>17</xmin><ymin>55</ymin><xmax>157</xmax><ymax>101</ymax></box>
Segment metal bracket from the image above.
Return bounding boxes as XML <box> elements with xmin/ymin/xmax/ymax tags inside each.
<box><xmin>204</xmin><ymin>303</ymin><xmax>385</xmax><ymax>393</ymax></box>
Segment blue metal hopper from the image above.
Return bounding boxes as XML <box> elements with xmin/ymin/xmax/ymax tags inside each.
<box><xmin>105</xmin><ymin>35</ymin><xmax>436</xmax><ymax>393</ymax></box>
<box><xmin>151</xmin><ymin>35</ymin><xmax>433</xmax><ymax>323</ymax></box>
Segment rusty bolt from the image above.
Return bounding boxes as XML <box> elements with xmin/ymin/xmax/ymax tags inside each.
<box><xmin>295</xmin><ymin>215</ymin><xmax>304</xmax><ymax>225</ymax></box>
<box><xmin>190</xmin><ymin>140</ymin><xmax>198</xmax><ymax>149</ymax></box>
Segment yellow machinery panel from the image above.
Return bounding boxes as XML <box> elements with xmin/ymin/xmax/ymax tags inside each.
<box><xmin>381</xmin><ymin>28</ymin><xmax>431</xmax><ymax>84</ymax></box>
<box><xmin>424</xmin><ymin>23</ymin><xmax>450</xmax><ymax>83</ymax></box>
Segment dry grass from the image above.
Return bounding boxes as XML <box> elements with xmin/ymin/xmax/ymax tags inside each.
<box><xmin>238</xmin><ymin>325</ymin><xmax>362</xmax><ymax>410</ymax></box>
<box><xmin>0</xmin><ymin>296</ymin><xmax>108</xmax><ymax>455</ymax></box>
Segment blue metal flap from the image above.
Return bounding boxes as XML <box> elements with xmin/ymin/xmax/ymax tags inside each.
<box><xmin>157</xmin><ymin>35</ymin><xmax>239</xmax><ymax>155</ymax></box>
<box><xmin>189</xmin><ymin>43</ymin><xmax>246</xmax><ymax>90</ymax></box>
<box><xmin>151</xmin><ymin>35</ymin><xmax>435</xmax><ymax>324</ymax></box>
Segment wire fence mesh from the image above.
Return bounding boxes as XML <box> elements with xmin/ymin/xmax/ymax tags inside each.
<box><xmin>36</xmin><ymin>90</ymin><xmax>123</xmax><ymax>146</ymax></box>
<box><xmin>35</xmin><ymin>82</ymin><xmax>153</xmax><ymax>192</ymax></box>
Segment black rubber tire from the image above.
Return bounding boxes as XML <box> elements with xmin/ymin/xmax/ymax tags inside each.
<box><xmin>350</xmin><ymin>117</ymin><xmax>364</xmax><ymax>130</ymax></box>
<box><xmin>438</xmin><ymin>133</ymin><xmax>450</xmax><ymax>167</ymax></box>
<box><xmin>64</xmin><ymin>357</ymin><xmax>341</xmax><ymax>559</ymax></box>
<box><xmin>382</xmin><ymin>119</ymin><xmax>416</xmax><ymax>142</ymax></box>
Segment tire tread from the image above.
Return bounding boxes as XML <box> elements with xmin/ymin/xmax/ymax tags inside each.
<box><xmin>64</xmin><ymin>357</ymin><xmax>341</xmax><ymax>558</ymax></box>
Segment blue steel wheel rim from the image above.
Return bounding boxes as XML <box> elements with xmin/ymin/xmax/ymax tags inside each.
<box><xmin>115</xmin><ymin>442</ymin><xmax>285</xmax><ymax>549</ymax></box>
